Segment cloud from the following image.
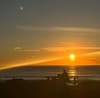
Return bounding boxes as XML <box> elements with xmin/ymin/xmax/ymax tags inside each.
<box><xmin>43</xmin><ymin>47</ymin><xmax>100</xmax><ymax>52</ymax></box>
<box><xmin>14</xmin><ymin>47</ymin><xmax>40</xmax><ymax>52</ymax></box>
<box><xmin>43</xmin><ymin>47</ymin><xmax>67</xmax><ymax>52</ymax></box>
<box><xmin>14</xmin><ymin>46</ymin><xmax>100</xmax><ymax>53</ymax></box>
<box><xmin>17</xmin><ymin>25</ymin><xmax>100</xmax><ymax>33</ymax></box>
<box><xmin>15</xmin><ymin>49</ymin><xmax>40</xmax><ymax>52</ymax></box>
<box><xmin>14</xmin><ymin>47</ymin><xmax>100</xmax><ymax>52</ymax></box>
<box><xmin>14</xmin><ymin>47</ymin><xmax>22</xmax><ymax>50</ymax></box>
<box><xmin>18</xmin><ymin>49</ymin><xmax>40</xmax><ymax>52</ymax></box>
<box><xmin>81</xmin><ymin>51</ymin><xmax>100</xmax><ymax>57</ymax></box>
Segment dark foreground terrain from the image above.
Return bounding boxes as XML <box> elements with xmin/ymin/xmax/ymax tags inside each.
<box><xmin>0</xmin><ymin>79</ymin><xmax>100</xmax><ymax>98</ymax></box>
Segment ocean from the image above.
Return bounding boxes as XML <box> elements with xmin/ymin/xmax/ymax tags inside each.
<box><xmin>0</xmin><ymin>66</ymin><xmax>100</xmax><ymax>81</ymax></box>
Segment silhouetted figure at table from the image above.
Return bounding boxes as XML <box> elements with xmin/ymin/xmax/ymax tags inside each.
<box><xmin>57</xmin><ymin>69</ymin><xmax>69</xmax><ymax>82</ymax></box>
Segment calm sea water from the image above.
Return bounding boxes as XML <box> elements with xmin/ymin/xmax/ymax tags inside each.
<box><xmin>0</xmin><ymin>66</ymin><xmax>100</xmax><ymax>80</ymax></box>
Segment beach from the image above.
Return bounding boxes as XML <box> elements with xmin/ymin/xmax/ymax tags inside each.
<box><xmin>0</xmin><ymin>79</ymin><xmax>100</xmax><ymax>98</ymax></box>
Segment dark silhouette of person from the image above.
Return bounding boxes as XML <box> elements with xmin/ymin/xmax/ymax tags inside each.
<box><xmin>57</xmin><ymin>69</ymin><xmax>70</xmax><ymax>83</ymax></box>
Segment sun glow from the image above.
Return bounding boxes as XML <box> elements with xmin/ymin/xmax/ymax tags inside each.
<box><xmin>69</xmin><ymin>54</ymin><xmax>76</xmax><ymax>62</ymax></box>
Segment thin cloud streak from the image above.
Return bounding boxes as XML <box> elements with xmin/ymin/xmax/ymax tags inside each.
<box><xmin>17</xmin><ymin>25</ymin><xmax>100</xmax><ymax>33</ymax></box>
<box><xmin>18</xmin><ymin>49</ymin><xmax>40</xmax><ymax>52</ymax></box>
<box><xmin>14</xmin><ymin>47</ymin><xmax>22</xmax><ymax>50</ymax></box>
<box><xmin>43</xmin><ymin>47</ymin><xmax>100</xmax><ymax>52</ymax></box>
<box><xmin>14</xmin><ymin>47</ymin><xmax>40</xmax><ymax>52</ymax></box>
<box><xmin>14</xmin><ymin>47</ymin><xmax>100</xmax><ymax>53</ymax></box>
<box><xmin>80</xmin><ymin>51</ymin><xmax>100</xmax><ymax>57</ymax></box>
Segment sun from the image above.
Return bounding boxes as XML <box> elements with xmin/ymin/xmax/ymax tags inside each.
<box><xmin>69</xmin><ymin>54</ymin><xmax>76</xmax><ymax>61</ymax></box>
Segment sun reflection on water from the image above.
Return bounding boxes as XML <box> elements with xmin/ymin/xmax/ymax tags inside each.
<box><xmin>68</xmin><ymin>66</ymin><xmax>77</xmax><ymax>77</ymax></box>
<box><xmin>67</xmin><ymin>66</ymin><xmax>77</xmax><ymax>81</ymax></box>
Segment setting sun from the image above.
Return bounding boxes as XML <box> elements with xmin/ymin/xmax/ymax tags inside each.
<box><xmin>69</xmin><ymin>54</ymin><xmax>76</xmax><ymax>62</ymax></box>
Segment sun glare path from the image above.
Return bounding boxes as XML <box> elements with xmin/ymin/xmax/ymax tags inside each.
<box><xmin>0</xmin><ymin>57</ymin><xmax>65</xmax><ymax>70</ymax></box>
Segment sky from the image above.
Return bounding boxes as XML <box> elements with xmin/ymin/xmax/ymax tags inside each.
<box><xmin>0</xmin><ymin>0</ymin><xmax>100</xmax><ymax>69</ymax></box>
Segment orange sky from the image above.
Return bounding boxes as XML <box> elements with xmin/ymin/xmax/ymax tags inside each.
<box><xmin>1</xmin><ymin>1</ymin><xmax>100</xmax><ymax>70</ymax></box>
<box><xmin>1</xmin><ymin>50</ymin><xmax>100</xmax><ymax>70</ymax></box>
<box><xmin>0</xmin><ymin>43</ymin><xmax>100</xmax><ymax>71</ymax></box>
